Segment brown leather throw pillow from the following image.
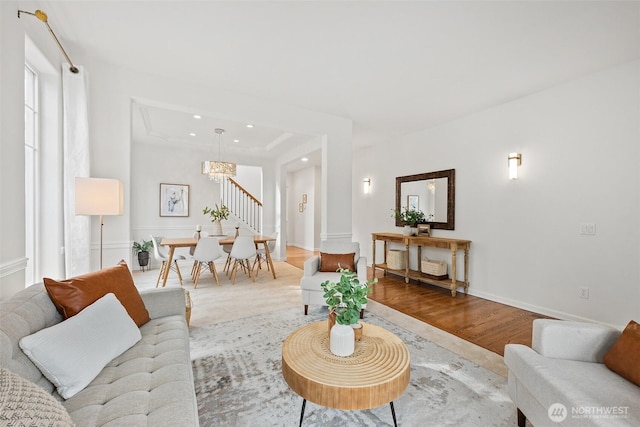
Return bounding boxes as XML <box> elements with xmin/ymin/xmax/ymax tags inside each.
<box><xmin>603</xmin><ymin>320</ymin><xmax>640</xmax><ymax>386</ymax></box>
<box><xmin>319</xmin><ymin>252</ymin><xmax>356</xmax><ymax>272</ymax></box>
<box><xmin>44</xmin><ymin>260</ymin><xmax>150</xmax><ymax>327</ymax></box>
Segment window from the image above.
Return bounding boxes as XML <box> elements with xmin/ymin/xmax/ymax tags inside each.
<box><xmin>25</xmin><ymin>64</ymin><xmax>39</xmax><ymax>285</ymax></box>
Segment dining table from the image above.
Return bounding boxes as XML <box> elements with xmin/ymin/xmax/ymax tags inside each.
<box><xmin>159</xmin><ymin>235</ymin><xmax>277</xmax><ymax>287</ymax></box>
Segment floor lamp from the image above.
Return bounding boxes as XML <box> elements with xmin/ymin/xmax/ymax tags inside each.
<box><xmin>75</xmin><ymin>177</ymin><xmax>124</xmax><ymax>270</ymax></box>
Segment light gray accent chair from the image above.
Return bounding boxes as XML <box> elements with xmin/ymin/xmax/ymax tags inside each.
<box><xmin>1</xmin><ymin>284</ymin><xmax>199</xmax><ymax>426</ymax></box>
<box><xmin>504</xmin><ymin>319</ymin><xmax>639</xmax><ymax>427</ymax></box>
<box><xmin>300</xmin><ymin>241</ymin><xmax>367</xmax><ymax>316</ymax></box>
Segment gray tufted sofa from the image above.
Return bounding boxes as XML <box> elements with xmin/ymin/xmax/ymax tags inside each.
<box><xmin>0</xmin><ymin>283</ymin><xmax>199</xmax><ymax>426</ymax></box>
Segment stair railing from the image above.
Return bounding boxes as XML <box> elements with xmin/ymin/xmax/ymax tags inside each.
<box><xmin>222</xmin><ymin>178</ymin><xmax>262</xmax><ymax>234</ymax></box>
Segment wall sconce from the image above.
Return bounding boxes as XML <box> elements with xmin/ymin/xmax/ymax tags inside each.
<box><xmin>363</xmin><ymin>178</ymin><xmax>371</xmax><ymax>194</ymax></box>
<box><xmin>508</xmin><ymin>153</ymin><xmax>522</xmax><ymax>180</ymax></box>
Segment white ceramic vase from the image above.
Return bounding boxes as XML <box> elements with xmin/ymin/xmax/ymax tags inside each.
<box><xmin>214</xmin><ymin>220</ymin><xmax>223</xmax><ymax>236</ymax></box>
<box><xmin>402</xmin><ymin>225</ymin><xmax>412</xmax><ymax>236</ymax></box>
<box><xmin>330</xmin><ymin>323</ymin><xmax>355</xmax><ymax>357</ymax></box>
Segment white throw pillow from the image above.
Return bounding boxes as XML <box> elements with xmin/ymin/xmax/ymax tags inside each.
<box><xmin>19</xmin><ymin>293</ymin><xmax>141</xmax><ymax>399</ymax></box>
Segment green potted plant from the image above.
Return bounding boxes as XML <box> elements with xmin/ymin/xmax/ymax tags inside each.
<box><xmin>132</xmin><ymin>239</ymin><xmax>153</xmax><ymax>270</ymax></box>
<box><xmin>393</xmin><ymin>207</ymin><xmax>426</xmax><ymax>235</ymax></box>
<box><xmin>203</xmin><ymin>204</ymin><xmax>230</xmax><ymax>235</ymax></box>
<box><xmin>321</xmin><ymin>268</ymin><xmax>377</xmax><ymax>356</ymax></box>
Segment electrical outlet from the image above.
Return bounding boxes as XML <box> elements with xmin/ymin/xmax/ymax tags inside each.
<box><xmin>580</xmin><ymin>223</ymin><xmax>596</xmax><ymax>235</ymax></box>
<box><xmin>580</xmin><ymin>287</ymin><xmax>590</xmax><ymax>299</ymax></box>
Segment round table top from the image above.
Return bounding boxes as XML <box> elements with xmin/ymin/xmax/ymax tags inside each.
<box><xmin>281</xmin><ymin>321</ymin><xmax>410</xmax><ymax>410</ymax></box>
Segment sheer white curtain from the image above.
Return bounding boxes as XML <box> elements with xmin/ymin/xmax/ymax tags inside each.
<box><xmin>62</xmin><ymin>65</ymin><xmax>90</xmax><ymax>277</ymax></box>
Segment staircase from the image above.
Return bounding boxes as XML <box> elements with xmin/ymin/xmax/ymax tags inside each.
<box><xmin>221</xmin><ymin>178</ymin><xmax>262</xmax><ymax>234</ymax></box>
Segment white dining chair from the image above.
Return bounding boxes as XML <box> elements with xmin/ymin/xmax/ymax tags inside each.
<box><xmin>151</xmin><ymin>235</ymin><xmax>186</xmax><ymax>287</ymax></box>
<box><xmin>222</xmin><ymin>236</ymin><xmax>234</xmax><ymax>275</ymax></box>
<box><xmin>192</xmin><ymin>237</ymin><xmax>223</xmax><ymax>288</ymax></box>
<box><xmin>229</xmin><ymin>235</ymin><xmax>257</xmax><ymax>284</ymax></box>
<box><xmin>190</xmin><ymin>230</ymin><xmax>209</xmax><ymax>278</ymax></box>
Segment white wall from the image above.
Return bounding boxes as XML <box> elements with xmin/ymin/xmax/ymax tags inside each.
<box><xmin>287</xmin><ymin>166</ymin><xmax>317</xmax><ymax>251</ymax></box>
<box><xmin>353</xmin><ymin>61</ymin><xmax>640</xmax><ymax>329</ymax></box>
<box><xmin>1</xmin><ymin>2</ymin><xmax>66</xmax><ymax>294</ymax></box>
<box><xmin>0</xmin><ymin>1</ymin><xmax>27</xmax><ymax>297</ymax></box>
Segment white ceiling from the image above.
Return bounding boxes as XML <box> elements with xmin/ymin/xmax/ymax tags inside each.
<box><xmin>28</xmin><ymin>1</ymin><xmax>640</xmax><ymax>157</ymax></box>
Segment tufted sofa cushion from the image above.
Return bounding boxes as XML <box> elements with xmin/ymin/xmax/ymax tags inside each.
<box><xmin>62</xmin><ymin>314</ymin><xmax>196</xmax><ymax>425</ymax></box>
<box><xmin>1</xmin><ymin>283</ymin><xmax>199</xmax><ymax>426</ymax></box>
<box><xmin>0</xmin><ymin>284</ymin><xmax>63</xmax><ymax>393</ymax></box>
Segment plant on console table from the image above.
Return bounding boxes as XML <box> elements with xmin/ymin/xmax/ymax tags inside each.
<box><xmin>203</xmin><ymin>204</ymin><xmax>230</xmax><ymax>236</ymax></box>
<box><xmin>321</xmin><ymin>268</ymin><xmax>377</xmax><ymax>357</ymax></box>
<box><xmin>393</xmin><ymin>207</ymin><xmax>426</xmax><ymax>235</ymax></box>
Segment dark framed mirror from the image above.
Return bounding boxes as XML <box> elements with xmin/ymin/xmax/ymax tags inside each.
<box><xmin>395</xmin><ymin>169</ymin><xmax>455</xmax><ymax>230</ymax></box>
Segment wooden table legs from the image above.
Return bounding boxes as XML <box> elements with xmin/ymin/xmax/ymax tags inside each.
<box><xmin>161</xmin><ymin>246</ymin><xmax>176</xmax><ymax>287</ymax></box>
<box><xmin>263</xmin><ymin>242</ymin><xmax>277</xmax><ymax>279</ymax></box>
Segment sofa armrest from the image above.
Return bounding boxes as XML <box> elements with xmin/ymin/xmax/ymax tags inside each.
<box><xmin>303</xmin><ymin>256</ymin><xmax>320</xmax><ymax>277</ymax></box>
<box><xmin>139</xmin><ymin>287</ymin><xmax>186</xmax><ymax>320</ymax></box>
<box><xmin>532</xmin><ymin>319</ymin><xmax>620</xmax><ymax>363</ymax></box>
<box><xmin>356</xmin><ymin>256</ymin><xmax>367</xmax><ymax>284</ymax></box>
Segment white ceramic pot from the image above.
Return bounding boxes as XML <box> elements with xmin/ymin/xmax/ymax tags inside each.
<box><xmin>402</xmin><ymin>225</ymin><xmax>412</xmax><ymax>236</ymax></box>
<box><xmin>330</xmin><ymin>323</ymin><xmax>355</xmax><ymax>357</ymax></box>
<box><xmin>214</xmin><ymin>220</ymin><xmax>223</xmax><ymax>236</ymax></box>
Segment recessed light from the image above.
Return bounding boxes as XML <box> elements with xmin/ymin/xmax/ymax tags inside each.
<box><xmin>193</xmin><ymin>115</ymin><xmax>201</xmax><ymax>119</ymax></box>
<box><xmin>301</xmin><ymin>157</ymin><xmax>308</xmax><ymax>162</ymax></box>
<box><xmin>246</xmin><ymin>124</ymin><xmax>254</xmax><ymax>128</ymax></box>
<box><xmin>234</xmin><ymin>139</ymin><xmax>240</xmax><ymax>143</ymax></box>
<box><xmin>189</xmin><ymin>133</ymin><xmax>196</xmax><ymax>136</ymax></box>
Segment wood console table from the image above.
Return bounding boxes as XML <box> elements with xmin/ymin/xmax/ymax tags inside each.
<box><xmin>372</xmin><ymin>232</ymin><xmax>471</xmax><ymax>297</ymax></box>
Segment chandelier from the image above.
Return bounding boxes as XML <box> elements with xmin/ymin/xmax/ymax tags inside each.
<box><xmin>202</xmin><ymin>128</ymin><xmax>237</xmax><ymax>182</ymax></box>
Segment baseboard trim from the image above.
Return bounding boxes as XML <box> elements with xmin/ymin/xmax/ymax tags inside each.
<box><xmin>467</xmin><ymin>288</ymin><xmax>620</xmax><ymax>330</ymax></box>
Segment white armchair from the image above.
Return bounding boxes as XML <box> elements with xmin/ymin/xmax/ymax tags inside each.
<box><xmin>300</xmin><ymin>241</ymin><xmax>368</xmax><ymax>316</ymax></box>
<box><xmin>504</xmin><ymin>319</ymin><xmax>639</xmax><ymax>427</ymax></box>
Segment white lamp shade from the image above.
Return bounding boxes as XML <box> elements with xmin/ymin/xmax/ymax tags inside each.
<box><xmin>75</xmin><ymin>178</ymin><xmax>124</xmax><ymax>216</ymax></box>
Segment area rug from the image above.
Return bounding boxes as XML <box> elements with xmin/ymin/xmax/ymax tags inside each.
<box><xmin>190</xmin><ymin>308</ymin><xmax>515</xmax><ymax>426</ymax></box>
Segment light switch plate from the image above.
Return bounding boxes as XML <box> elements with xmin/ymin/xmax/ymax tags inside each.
<box><xmin>580</xmin><ymin>223</ymin><xmax>596</xmax><ymax>235</ymax></box>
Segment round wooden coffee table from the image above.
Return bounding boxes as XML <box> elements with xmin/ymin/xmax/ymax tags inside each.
<box><xmin>282</xmin><ymin>321</ymin><xmax>410</xmax><ymax>426</ymax></box>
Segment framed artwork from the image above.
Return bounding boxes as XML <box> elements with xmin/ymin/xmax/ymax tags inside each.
<box><xmin>407</xmin><ymin>195</ymin><xmax>419</xmax><ymax>211</ymax></box>
<box><xmin>160</xmin><ymin>183</ymin><xmax>189</xmax><ymax>217</ymax></box>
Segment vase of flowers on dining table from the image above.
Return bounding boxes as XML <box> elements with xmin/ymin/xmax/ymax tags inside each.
<box><xmin>203</xmin><ymin>204</ymin><xmax>230</xmax><ymax>236</ymax></box>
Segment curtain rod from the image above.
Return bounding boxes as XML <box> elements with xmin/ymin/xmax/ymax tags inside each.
<box><xmin>18</xmin><ymin>9</ymin><xmax>79</xmax><ymax>74</ymax></box>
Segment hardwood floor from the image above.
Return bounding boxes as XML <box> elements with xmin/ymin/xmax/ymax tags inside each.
<box><xmin>284</xmin><ymin>246</ymin><xmax>317</xmax><ymax>270</ymax></box>
<box><xmin>286</xmin><ymin>245</ymin><xmax>551</xmax><ymax>356</ymax></box>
